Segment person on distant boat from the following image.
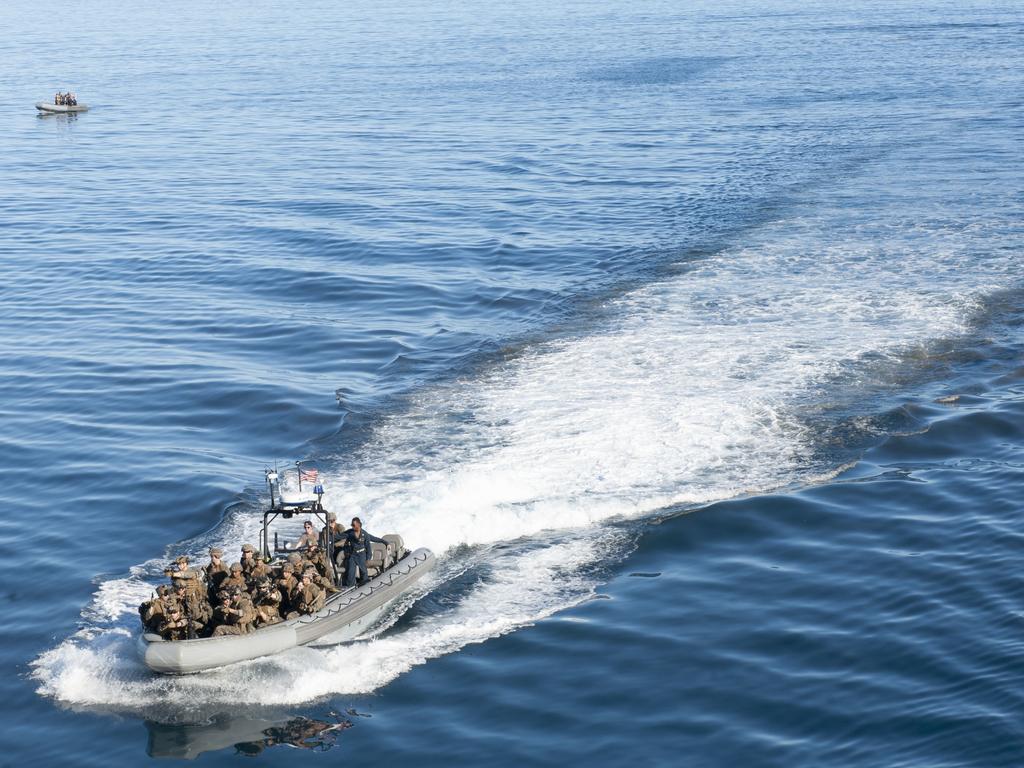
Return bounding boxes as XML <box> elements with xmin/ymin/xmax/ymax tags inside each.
<box><xmin>68</xmin><ymin>92</ymin><xmax>76</xmax><ymax>106</ymax></box>
<box><xmin>341</xmin><ymin>517</ymin><xmax>388</xmax><ymax>587</ymax></box>
<box><xmin>54</xmin><ymin>92</ymin><xmax>60</xmax><ymax>105</ymax></box>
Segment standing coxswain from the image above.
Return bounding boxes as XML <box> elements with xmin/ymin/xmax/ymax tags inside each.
<box><xmin>341</xmin><ymin>517</ymin><xmax>388</xmax><ymax>587</ymax></box>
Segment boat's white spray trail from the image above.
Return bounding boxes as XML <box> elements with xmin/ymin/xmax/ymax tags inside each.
<box><xmin>31</xmin><ymin>201</ymin><xmax>1019</xmax><ymax>711</ymax></box>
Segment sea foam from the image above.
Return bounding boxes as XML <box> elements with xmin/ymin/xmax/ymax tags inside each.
<box><xmin>32</xmin><ymin>204</ymin><xmax>1017</xmax><ymax>713</ymax></box>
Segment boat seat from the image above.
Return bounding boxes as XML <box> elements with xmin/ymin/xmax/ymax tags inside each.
<box><xmin>383</xmin><ymin>534</ymin><xmax>406</xmax><ymax>560</ymax></box>
<box><xmin>366</xmin><ymin>541</ymin><xmax>389</xmax><ymax>578</ymax></box>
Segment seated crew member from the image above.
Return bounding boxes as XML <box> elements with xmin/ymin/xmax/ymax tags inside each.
<box><xmin>173</xmin><ymin>555</ymin><xmax>206</xmax><ymax>600</ymax></box>
<box><xmin>158</xmin><ymin>589</ymin><xmax>180</xmax><ymax>624</ymax></box>
<box><xmin>251</xmin><ymin>551</ymin><xmax>270</xmax><ymax>583</ymax></box>
<box><xmin>291</xmin><ymin>569</ymin><xmax>324</xmax><ymax>617</ymax></box>
<box><xmin>138</xmin><ymin>591</ymin><xmax>157</xmax><ymax>632</ymax></box>
<box><xmin>303</xmin><ymin>543</ymin><xmax>339</xmax><ymax>592</ymax></box>
<box><xmin>205</xmin><ymin>547</ymin><xmax>229</xmax><ymax>600</ymax></box>
<box><xmin>173</xmin><ymin>580</ymin><xmax>212</xmax><ymax>629</ymax></box>
<box><xmin>342</xmin><ymin>517</ymin><xmax>388</xmax><ymax>587</ymax></box>
<box><xmin>276</xmin><ymin>561</ymin><xmax>300</xmax><ymax>614</ymax></box>
<box><xmin>139</xmin><ymin>584</ymin><xmax>172</xmax><ymax>633</ymax></box>
<box><xmin>252</xmin><ymin>577</ymin><xmax>283</xmax><ymax>627</ymax></box>
<box><xmin>209</xmin><ymin>589</ymin><xmax>232</xmax><ymax>633</ymax></box>
<box><xmin>295</xmin><ymin>520</ymin><xmax>319</xmax><ymax>549</ymax></box>
<box><xmin>303</xmin><ymin>542</ymin><xmax>329</xmax><ymax>577</ymax></box>
<box><xmin>285</xmin><ymin>552</ymin><xmax>304</xmax><ymax>579</ymax></box>
<box><xmin>158</xmin><ymin>607</ymin><xmax>181</xmax><ymax>640</ymax></box>
<box><xmin>159</xmin><ymin>605</ymin><xmax>201</xmax><ymax>641</ymax></box>
<box><xmin>240</xmin><ymin>543</ymin><xmax>270</xmax><ymax>585</ymax></box>
<box><xmin>223</xmin><ymin>562</ymin><xmax>248</xmax><ymax>593</ymax></box>
<box><xmin>211</xmin><ymin>588</ymin><xmax>256</xmax><ymax>636</ymax></box>
<box><xmin>319</xmin><ymin>513</ymin><xmax>346</xmax><ymax>563</ymax></box>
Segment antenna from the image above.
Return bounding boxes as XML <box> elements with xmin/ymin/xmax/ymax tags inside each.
<box><xmin>265</xmin><ymin>467</ymin><xmax>278</xmax><ymax>508</ymax></box>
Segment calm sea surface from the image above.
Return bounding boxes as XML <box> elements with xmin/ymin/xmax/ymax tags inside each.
<box><xmin>1</xmin><ymin>0</ymin><xmax>1022</xmax><ymax>764</ymax></box>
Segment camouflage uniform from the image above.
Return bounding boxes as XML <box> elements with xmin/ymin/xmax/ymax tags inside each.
<box><xmin>204</xmin><ymin>547</ymin><xmax>229</xmax><ymax>600</ymax></box>
<box><xmin>305</xmin><ymin>545</ymin><xmax>331</xmax><ymax>578</ymax></box>
<box><xmin>240</xmin><ymin>546</ymin><xmax>270</xmax><ymax>586</ymax></box>
<box><xmin>173</xmin><ymin>555</ymin><xmax>207</xmax><ymax>601</ymax></box>
<box><xmin>275</xmin><ymin>563</ymin><xmax>300</xmax><ymax>615</ymax></box>
<box><xmin>210</xmin><ymin>590</ymin><xmax>234</xmax><ymax>633</ymax></box>
<box><xmin>312</xmin><ymin>571</ymin><xmax>338</xmax><ymax>594</ymax></box>
<box><xmin>158</xmin><ymin>608</ymin><xmax>203</xmax><ymax>641</ymax></box>
<box><xmin>211</xmin><ymin>590</ymin><xmax>256</xmax><ymax>636</ymax></box>
<box><xmin>222</xmin><ymin>563</ymin><xmax>249</xmax><ymax>593</ymax></box>
<box><xmin>285</xmin><ymin>553</ymin><xmax>307</xmax><ymax>595</ymax></box>
<box><xmin>252</xmin><ymin>559</ymin><xmax>271</xmax><ymax>581</ymax></box>
<box><xmin>301</xmin><ymin>546</ymin><xmax>339</xmax><ymax>593</ymax></box>
<box><xmin>319</xmin><ymin>514</ymin><xmax>346</xmax><ymax>563</ymax></box>
<box><xmin>252</xmin><ymin>578</ymin><xmax>283</xmax><ymax>627</ymax></box>
<box><xmin>174</xmin><ymin>583</ymin><xmax>213</xmax><ymax>628</ymax></box>
<box><xmin>139</xmin><ymin>585</ymin><xmax>171</xmax><ymax>633</ymax></box>
<box><xmin>291</xmin><ymin>571</ymin><xmax>324</xmax><ymax>617</ymax></box>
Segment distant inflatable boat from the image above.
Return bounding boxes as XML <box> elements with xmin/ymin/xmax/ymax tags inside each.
<box><xmin>36</xmin><ymin>102</ymin><xmax>89</xmax><ymax>113</ymax></box>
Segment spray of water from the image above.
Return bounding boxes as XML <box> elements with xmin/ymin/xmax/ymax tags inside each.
<box><xmin>31</xmin><ymin>206</ymin><xmax>1018</xmax><ymax>711</ymax></box>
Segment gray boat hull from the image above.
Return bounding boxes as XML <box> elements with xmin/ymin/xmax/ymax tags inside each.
<box><xmin>141</xmin><ymin>547</ymin><xmax>435</xmax><ymax>674</ymax></box>
<box><xmin>36</xmin><ymin>102</ymin><xmax>89</xmax><ymax>113</ymax></box>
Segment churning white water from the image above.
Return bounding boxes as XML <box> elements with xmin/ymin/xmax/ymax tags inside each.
<box><xmin>32</xmin><ymin>187</ymin><xmax>1018</xmax><ymax>710</ymax></box>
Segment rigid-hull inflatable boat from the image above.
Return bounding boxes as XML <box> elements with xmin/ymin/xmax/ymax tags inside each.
<box><xmin>36</xmin><ymin>102</ymin><xmax>89</xmax><ymax>113</ymax></box>
<box><xmin>139</xmin><ymin>464</ymin><xmax>435</xmax><ymax>674</ymax></box>
<box><xmin>141</xmin><ymin>547</ymin><xmax>434</xmax><ymax>674</ymax></box>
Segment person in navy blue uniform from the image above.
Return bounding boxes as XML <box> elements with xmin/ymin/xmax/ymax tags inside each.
<box><xmin>342</xmin><ymin>517</ymin><xmax>387</xmax><ymax>587</ymax></box>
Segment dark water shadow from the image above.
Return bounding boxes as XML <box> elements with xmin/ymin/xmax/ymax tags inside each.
<box><xmin>36</xmin><ymin>111</ymin><xmax>80</xmax><ymax>124</ymax></box>
<box><xmin>583</xmin><ymin>55</ymin><xmax>730</xmax><ymax>85</ymax></box>
<box><xmin>145</xmin><ymin>711</ymin><xmax>356</xmax><ymax>759</ymax></box>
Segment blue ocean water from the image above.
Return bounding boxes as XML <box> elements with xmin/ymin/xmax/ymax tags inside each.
<box><xmin>1</xmin><ymin>0</ymin><xmax>1022</xmax><ymax>763</ymax></box>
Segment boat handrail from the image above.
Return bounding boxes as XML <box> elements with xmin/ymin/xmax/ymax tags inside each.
<box><xmin>293</xmin><ymin>550</ymin><xmax>429</xmax><ymax>623</ymax></box>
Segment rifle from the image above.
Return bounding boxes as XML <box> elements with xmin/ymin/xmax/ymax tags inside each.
<box><xmin>183</xmin><ymin>598</ymin><xmax>196</xmax><ymax>640</ymax></box>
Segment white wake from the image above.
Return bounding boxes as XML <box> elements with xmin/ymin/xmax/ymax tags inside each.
<box><xmin>32</xmin><ymin>198</ymin><xmax>1018</xmax><ymax>711</ymax></box>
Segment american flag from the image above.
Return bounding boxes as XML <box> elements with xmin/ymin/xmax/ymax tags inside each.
<box><xmin>299</xmin><ymin>467</ymin><xmax>319</xmax><ymax>483</ymax></box>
